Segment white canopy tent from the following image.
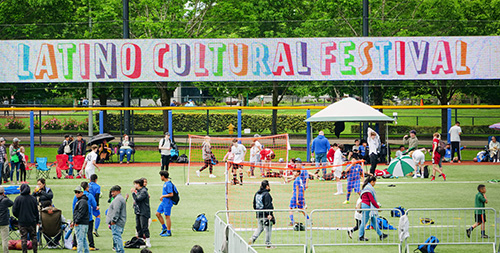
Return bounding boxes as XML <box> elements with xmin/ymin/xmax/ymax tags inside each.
<box><xmin>305</xmin><ymin>97</ymin><xmax>394</xmax><ymax>163</ymax></box>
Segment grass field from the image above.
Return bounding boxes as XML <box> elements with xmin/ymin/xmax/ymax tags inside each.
<box><xmin>7</xmin><ymin>160</ymin><xmax>499</xmax><ymax>252</ymax></box>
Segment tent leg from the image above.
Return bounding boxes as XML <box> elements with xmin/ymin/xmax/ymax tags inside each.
<box><xmin>386</xmin><ymin>123</ymin><xmax>389</xmax><ymax>164</ymax></box>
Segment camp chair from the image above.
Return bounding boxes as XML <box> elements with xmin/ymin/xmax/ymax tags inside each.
<box><xmin>35</xmin><ymin>157</ymin><xmax>54</xmax><ymax>179</ymax></box>
<box><xmin>69</xmin><ymin>155</ymin><xmax>85</xmax><ymax>178</ymax></box>
<box><xmin>25</xmin><ymin>155</ymin><xmax>34</xmax><ymax>179</ymax></box>
<box><xmin>39</xmin><ymin>206</ymin><xmax>66</xmax><ymax>249</ymax></box>
<box><xmin>54</xmin><ymin>154</ymin><xmax>69</xmax><ymax>179</ymax></box>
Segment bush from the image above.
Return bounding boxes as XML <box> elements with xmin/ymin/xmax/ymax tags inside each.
<box><xmin>62</xmin><ymin>118</ymin><xmax>80</xmax><ymax>131</ymax></box>
<box><xmin>4</xmin><ymin>117</ymin><xmax>24</xmax><ymax>129</ymax></box>
<box><xmin>351</xmin><ymin>125</ymin><xmax>497</xmax><ymax>135</ymax></box>
<box><xmin>105</xmin><ymin>113</ymin><xmax>337</xmax><ymax>134</ymax></box>
<box><xmin>43</xmin><ymin>117</ymin><xmax>62</xmax><ymax>130</ymax></box>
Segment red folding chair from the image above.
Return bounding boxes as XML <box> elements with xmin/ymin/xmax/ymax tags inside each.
<box><xmin>24</xmin><ymin>155</ymin><xmax>34</xmax><ymax>180</ymax></box>
<box><xmin>55</xmin><ymin>154</ymin><xmax>69</xmax><ymax>179</ymax></box>
<box><xmin>70</xmin><ymin>155</ymin><xmax>85</xmax><ymax>179</ymax></box>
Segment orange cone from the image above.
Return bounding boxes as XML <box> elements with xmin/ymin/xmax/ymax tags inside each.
<box><xmin>420</xmin><ymin>99</ymin><xmax>424</xmax><ymax>109</ymax></box>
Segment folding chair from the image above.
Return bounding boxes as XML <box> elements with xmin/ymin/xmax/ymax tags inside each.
<box><xmin>54</xmin><ymin>154</ymin><xmax>69</xmax><ymax>179</ymax></box>
<box><xmin>39</xmin><ymin>206</ymin><xmax>66</xmax><ymax>249</ymax></box>
<box><xmin>9</xmin><ymin>216</ymin><xmax>20</xmax><ymax>240</ymax></box>
<box><xmin>35</xmin><ymin>157</ymin><xmax>54</xmax><ymax>180</ymax></box>
<box><xmin>69</xmin><ymin>155</ymin><xmax>85</xmax><ymax>178</ymax></box>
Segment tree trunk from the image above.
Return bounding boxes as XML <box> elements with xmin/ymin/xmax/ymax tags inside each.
<box><xmin>157</xmin><ymin>82</ymin><xmax>173</xmax><ymax>133</ymax></box>
<box><xmin>271</xmin><ymin>83</ymin><xmax>278</xmax><ymax>135</ymax></box>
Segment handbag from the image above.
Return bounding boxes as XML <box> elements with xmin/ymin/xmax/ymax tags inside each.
<box><xmin>10</xmin><ymin>153</ymin><xmax>19</xmax><ymax>163</ymax></box>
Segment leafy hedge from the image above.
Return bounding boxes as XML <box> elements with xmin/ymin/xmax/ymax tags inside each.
<box><xmin>351</xmin><ymin>125</ymin><xmax>497</xmax><ymax>135</ymax></box>
<box><xmin>106</xmin><ymin>113</ymin><xmax>338</xmax><ymax>134</ymax></box>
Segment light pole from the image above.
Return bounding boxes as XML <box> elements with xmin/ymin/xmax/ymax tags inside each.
<box><xmin>123</xmin><ymin>0</ymin><xmax>131</xmax><ymax>135</ymax></box>
<box><xmin>362</xmin><ymin>0</ymin><xmax>370</xmax><ymax>139</ymax></box>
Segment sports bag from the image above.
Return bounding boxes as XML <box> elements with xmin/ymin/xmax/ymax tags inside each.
<box><xmin>177</xmin><ymin>154</ymin><xmax>188</xmax><ymax>163</ymax></box>
<box><xmin>391</xmin><ymin>206</ymin><xmax>406</xmax><ymax>217</ymax></box>
<box><xmin>414</xmin><ymin>236</ymin><xmax>439</xmax><ymax>253</ymax></box>
<box><xmin>192</xmin><ymin>213</ymin><xmax>208</xmax><ymax>231</ymax></box>
<box><xmin>124</xmin><ymin>236</ymin><xmax>146</xmax><ymax>248</ymax></box>
<box><xmin>211</xmin><ymin>153</ymin><xmax>218</xmax><ymax>165</ymax></box>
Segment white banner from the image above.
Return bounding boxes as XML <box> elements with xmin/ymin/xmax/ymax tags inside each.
<box><xmin>0</xmin><ymin>36</ymin><xmax>499</xmax><ymax>83</ymax></box>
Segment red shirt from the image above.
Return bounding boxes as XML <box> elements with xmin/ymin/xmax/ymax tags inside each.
<box><xmin>327</xmin><ymin>147</ymin><xmax>335</xmax><ymax>163</ymax></box>
<box><xmin>432</xmin><ymin>138</ymin><xmax>440</xmax><ymax>155</ymax></box>
<box><xmin>260</xmin><ymin>148</ymin><xmax>274</xmax><ymax>161</ymax></box>
<box><xmin>361</xmin><ymin>192</ymin><xmax>379</xmax><ymax>208</ymax></box>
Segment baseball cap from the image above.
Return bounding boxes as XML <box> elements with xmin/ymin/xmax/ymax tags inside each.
<box><xmin>13</xmin><ymin>138</ymin><xmax>19</xmax><ymax>142</ymax></box>
<box><xmin>74</xmin><ymin>186</ymin><xmax>83</xmax><ymax>193</ymax></box>
<box><xmin>295</xmin><ymin>158</ymin><xmax>302</xmax><ymax>162</ymax></box>
<box><xmin>0</xmin><ymin>186</ymin><xmax>4</xmax><ymax>194</ymax></box>
<box><xmin>0</xmin><ymin>137</ymin><xmax>4</xmax><ymax>142</ymax></box>
<box><xmin>254</xmin><ymin>134</ymin><xmax>261</xmax><ymax>138</ymax></box>
<box><xmin>110</xmin><ymin>185</ymin><xmax>121</xmax><ymax>192</ymax></box>
<box><xmin>409</xmin><ymin>130</ymin><xmax>417</xmax><ymax>134</ymax></box>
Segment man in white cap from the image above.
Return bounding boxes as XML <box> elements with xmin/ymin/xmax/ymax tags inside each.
<box><xmin>0</xmin><ymin>186</ymin><xmax>13</xmax><ymax>253</ymax></box>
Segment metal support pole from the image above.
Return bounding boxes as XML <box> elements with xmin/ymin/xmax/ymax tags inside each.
<box><xmin>123</xmin><ymin>0</ymin><xmax>131</xmax><ymax>135</ymax></box>
<box><xmin>39</xmin><ymin>110</ymin><xmax>42</xmax><ymax>145</ymax></box>
<box><xmin>206</xmin><ymin>110</ymin><xmax>210</xmax><ymax>136</ymax></box>
<box><xmin>99</xmin><ymin>111</ymin><xmax>104</xmax><ymax>134</ymax></box>
<box><xmin>237</xmin><ymin>109</ymin><xmax>242</xmax><ymax>139</ymax></box>
<box><xmin>168</xmin><ymin>110</ymin><xmax>173</xmax><ymax>138</ymax></box>
<box><xmin>362</xmin><ymin>0</ymin><xmax>370</xmax><ymax>140</ymax></box>
<box><xmin>447</xmin><ymin>108</ymin><xmax>452</xmax><ymax>143</ymax></box>
<box><xmin>88</xmin><ymin>83</ymin><xmax>93</xmax><ymax>137</ymax></box>
<box><xmin>306</xmin><ymin>109</ymin><xmax>311</xmax><ymax>162</ymax></box>
<box><xmin>30</xmin><ymin>111</ymin><xmax>34</xmax><ymax>163</ymax></box>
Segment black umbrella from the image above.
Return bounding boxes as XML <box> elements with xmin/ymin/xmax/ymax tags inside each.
<box><xmin>88</xmin><ymin>133</ymin><xmax>115</xmax><ymax>146</ymax></box>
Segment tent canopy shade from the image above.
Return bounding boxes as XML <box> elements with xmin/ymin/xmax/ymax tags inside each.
<box><xmin>304</xmin><ymin>97</ymin><xmax>394</xmax><ymax>122</ymax></box>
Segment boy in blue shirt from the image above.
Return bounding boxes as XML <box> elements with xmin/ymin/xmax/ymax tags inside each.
<box><xmin>343</xmin><ymin>158</ymin><xmax>364</xmax><ymax>204</ymax></box>
<box><xmin>88</xmin><ymin>174</ymin><xmax>101</xmax><ymax>237</ymax></box>
<box><xmin>156</xmin><ymin>171</ymin><xmax>176</xmax><ymax>237</ymax></box>
<box><xmin>289</xmin><ymin>170</ymin><xmax>305</xmax><ymax>226</ymax></box>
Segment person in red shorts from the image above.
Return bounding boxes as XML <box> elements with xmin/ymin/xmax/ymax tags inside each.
<box><xmin>431</xmin><ymin>132</ymin><xmax>446</xmax><ymax>181</ymax></box>
<box><xmin>259</xmin><ymin>148</ymin><xmax>275</xmax><ymax>177</ymax></box>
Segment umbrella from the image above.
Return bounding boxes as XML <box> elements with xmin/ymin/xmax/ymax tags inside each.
<box><xmin>88</xmin><ymin>133</ymin><xmax>115</xmax><ymax>146</ymax></box>
<box><xmin>489</xmin><ymin>123</ymin><xmax>500</xmax><ymax>131</ymax></box>
<box><xmin>387</xmin><ymin>155</ymin><xmax>415</xmax><ymax>177</ymax></box>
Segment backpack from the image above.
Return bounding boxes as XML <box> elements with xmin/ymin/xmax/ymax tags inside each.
<box><xmin>365</xmin><ymin>217</ymin><xmax>397</xmax><ymax>230</ymax></box>
<box><xmin>124</xmin><ymin>236</ymin><xmax>146</xmax><ymax>248</ymax></box>
<box><xmin>169</xmin><ymin>182</ymin><xmax>180</xmax><ymax>205</ymax></box>
<box><xmin>423</xmin><ymin>165</ymin><xmax>429</xmax><ymax>178</ymax></box>
<box><xmin>177</xmin><ymin>154</ymin><xmax>188</xmax><ymax>163</ymax></box>
<box><xmin>391</xmin><ymin>206</ymin><xmax>406</xmax><ymax>217</ymax></box>
<box><xmin>170</xmin><ymin>149</ymin><xmax>179</xmax><ymax>161</ymax></box>
<box><xmin>211</xmin><ymin>153</ymin><xmax>218</xmax><ymax>165</ymax></box>
<box><xmin>3</xmin><ymin>164</ymin><xmax>10</xmax><ymax>182</ymax></box>
<box><xmin>57</xmin><ymin>143</ymin><xmax>65</xmax><ymax>155</ymax></box>
<box><xmin>437</xmin><ymin>140</ymin><xmax>447</xmax><ymax>156</ymax></box>
<box><xmin>192</xmin><ymin>213</ymin><xmax>208</xmax><ymax>232</ymax></box>
<box><xmin>414</xmin><ymin>236</ymin><xmax>439</xmax><ymax>253</ymax></box>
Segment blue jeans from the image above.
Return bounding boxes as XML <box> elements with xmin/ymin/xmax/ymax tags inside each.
<box><xmin>10</xmin><ymin>161</ymin><xmax>19</xmax><ymax>182</ymax></box>
<box><xmin>68</xmin><ymin>155</ymin><xmax>74</xmax><ymax>175</ymax></box>
<box><xmin>359</xmin><ymin>203</ymin><xmax>382</xmax><ymax>238</ymax></box>
<box><xmin>315</xmin><ymin>152</ymin><xmax>327</xmax><ymax>175</ymax></box>
<box><xmin>75</xmin><ymin>224</ymin><xmax>89</xmax><ymax>253</ymax></box>
<box><xmin>111</xmin><ymin>225</ymin><xmax>124</xmax><ymax>253</ymax></box>
<box><xmin>119</xmin><ymin>149</ymin><xmax>132</xmax><ymax>162</ymax></box>
<box><xmin>0</xmin><ymin>162</ymin><xmax>3</xmax><ymax>184</ymax></box>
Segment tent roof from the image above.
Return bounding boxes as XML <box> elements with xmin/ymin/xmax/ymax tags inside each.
<box><xmin>304</xmin><ymin>97</ymin><xmax>394</xmax><ymax>122</ymax></box>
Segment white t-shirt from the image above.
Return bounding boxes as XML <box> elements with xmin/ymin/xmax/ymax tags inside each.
<box><xmin>250</xmin><ymin>146</ymin><xmax>260</xmax><ymax>163</ymax></box>
<box><xmin>231</xmin><ymin>144</ymin><xmax>247</xmax><ymax>164</ymax></box>
<box><xmin>85</xmin><ymin>151</ymin><xmax>97</xmax><ymax>171</ymax></box>
<box><xmin>412</xmin><ymin>150</ymin><xmax>425</xmax><ymax>165</ymax></box>
<box><xmin>448</xmin><ymin>125</ymin><xmax>462</xmax><ymax>142</ymax></box>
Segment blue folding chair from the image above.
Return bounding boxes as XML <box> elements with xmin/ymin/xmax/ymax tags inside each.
<box><xmin>35</xmin><ymin>157</ymin><xmax>54</xmax><ymax>179</ymax></box>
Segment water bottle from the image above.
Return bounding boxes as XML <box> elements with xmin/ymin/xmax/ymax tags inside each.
<box><xmin>64</xmin><ymin>228</ymin><xmax>73</xmax><ymax>240</ymax></box>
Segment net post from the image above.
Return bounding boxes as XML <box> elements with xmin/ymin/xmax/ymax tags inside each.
<box><xmin>187</xmin><ymin>135</ymin><xmax>192</xmax><ymax>185</ymax></box>
<box><xmin>237</xmin><ymin>109</ymin><xmax>242</xmax><ymax>140</ymax></box>
<box><xmin>168</xmin><ymin>110</ymin><xmax>173</xmax><ymax>138</ymax></box>
<box><xmin>29</xmin><ymin>111</ymin><xmax>35</xmax><ymax>163</ymax></box>
<box><xmin>99</xmin><ymin>110</ymin><xmax>104</xmax><ymax>134</ymax></box>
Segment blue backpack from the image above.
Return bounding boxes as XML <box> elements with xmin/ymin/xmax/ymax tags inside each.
<box><xmin>192</xmin><ymin>213</ymin><xmax>208</xmax><ymax>232</ymax></box>
<box><xmin>415</xmin><ymin>236</ymin><xmax>439</xmax><ymax>253</ymax></box>
<box><xmin>391</xmin><ymin>206</ymin><xmax>406</xmax><ymax>217</ymax></box>
<box><xmin>365</xmin><ymin>217</ymin><xmax>397</xmax><ymax>230</ymax></box>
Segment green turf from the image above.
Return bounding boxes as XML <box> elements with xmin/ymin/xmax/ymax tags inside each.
<box><xmin>12</xmin><ymin>163</ymin><xmax>498</xmax><ymax>252</ymax></box>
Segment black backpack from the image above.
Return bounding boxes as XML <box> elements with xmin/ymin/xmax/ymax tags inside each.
<box><xmin>177</xmin><ymin>154</ymin><xmax>188</xmax><ymax>163</ymax></box>
<box><xmin>169</xmin><ymin>182</ymin><xmax>180</xmax><ymax>205</ymax></box>
<box><xmin>437</xmin><ymin>140</ymin><xmax>447</xmax><ymax>156</ymax></box>
<box><xmin>423</xmin><ymin>165</ymin><xmax>429</xmax><ymax>179</ymax></box>
<box><xmin>124</xmin><ymin>237</ymin><xmax>145</xmax><ymax>248</ymax></box>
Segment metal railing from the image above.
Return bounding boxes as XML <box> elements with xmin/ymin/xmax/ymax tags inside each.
<box><xmin>214</xmin><ymin>213</ymin><xmax>257</xmax><ymax>253</ymax></box>
<box><xmin>310</xmin><ymin>208</ymin><xmax>403</xmax><ymax>253</ymax></box>
<box><xmin>405</xmin><ymin>208</ymin><xmax>497</xmax><ymax>253</ymax></box>
<box><xmin>215</xmin><ymin>209</ymin><xmax>309</xmax><ymax>252</ymax></box>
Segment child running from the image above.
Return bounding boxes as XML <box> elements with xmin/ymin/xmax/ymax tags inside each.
<box><xmin>343</xmin><ymin>158</ymin><xmax>364</xmax><ymax>204</ymax></box>
<box><xmin>289</xmin><ymin>170</ymin><xmax>305</xmax><ymax>226</ymax></box>
<box><xmin>89</xmin><ymin>174</ymin><xmax>102</xmax><ymax>237</ymax></box>
<box><xmin>466</xmin><ymin>184</ymin><xmax>489</xmax><ymax>238</ymax></box>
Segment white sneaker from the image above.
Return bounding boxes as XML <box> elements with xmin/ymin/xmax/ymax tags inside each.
<box><xmin>413</xmin><ymin>174</ymin><xmax>418</xmax><ymax>178</ymax></box>
<box><xmin>209</xmin><ymin>174</ymin><xmax>216</xmax><ymax>178</ymax></box>
<box><xmin>196</xmin><ymin>170</ymin><xmax>201</xmax><ymax>177</ymax></box>
<box><xmin>145</xmin><ymin>238</ymin><xmax>151</xmax><ymax>248</ymax></box>
<box><xmin>334</xmin><ymin>192</ymin><xmax>343</xmax><ymax>195</ymax></box>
